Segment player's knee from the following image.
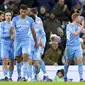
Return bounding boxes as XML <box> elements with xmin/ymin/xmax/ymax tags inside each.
<box><xmin>28</xmin><ymin>59</ymin><xmax>32</xmax><ymax>65</ymax></box>
<box><xmin>9</xmin><ymin>59</ymin><xmax>14</xmax><ymax>66</ymax></box>
<box><xmin>2</xmin><ymin>58</ymin><xmax>8</xmax><ymax>65</ymax></box>
<box><xmin>3</xmin><ymin>61</ymin><xmax>8</xmax><ymax>66</ymax></box>
<box><xmin>33</xmin><ymin>61</ymin><xmax>39</xmax><ymax>67</ymax></box>
<box><xmin>2</xmin><ymin>58</ymin><xmax>8</xmax><ymax>62</ymax></box>
<box><xmin>16</xmin><ymin>56</ymin><xmax>22</xmax><ymax>63</ymax></box>
<box><xmin>77</xmin><ymin>58</ymin><xmax>83</xmax><ymax>64</ymax></box>
<box><xmin>66</xmin><ymin>60</ymin><xmax>71</xmax><ymax>65</ymax></box>
<box><xmin>23</xmin><ymin>54</ymin><xmax>28</xmax><ymax>61</ymax></box>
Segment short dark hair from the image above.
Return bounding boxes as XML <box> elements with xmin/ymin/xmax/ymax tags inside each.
<box><xmin>56</xmin><ymin>69</ymin><xmax>64</xmax><ymax>76</ymax></box>
<box><xmin>20</xmin><ymin>4</ymin><xmax>28</xmax><ymax>10</ymax></box>
<box><xmin>0</xmin><ymin>10</ymin><xmax>4</xmax><ymax>16</ymax></box>
<box><xmin>31</xmin><ymin>8</ymin><xmax>38</xmax><ymax>14</ymax></box>
<box><xmin>4</xmin><ymin>10</ymin><xmax>13</xmax><ymax>16</ymax></box>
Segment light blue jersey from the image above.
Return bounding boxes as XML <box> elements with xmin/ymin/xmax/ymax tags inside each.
<box><xmin>12</xmin><ymin>15</ymin><xmax>34</xmax><ymax>41</ymax></box>
<box><xmin>35</xmin><ymin>16</ymin><xmax>43</xmax><ymax>26</ymax></box>
<box><xmin>1</xmin><ymin>21</ymin><xmax>14</xmax><ymax>59</ymax></box>
<box><xmin>66</xmin><ymin>23</ymin><xmax>81</xmax><ymax>47</ymax></box>
<box><xmin>0</xmin><ymin>22</ymin><xmax>2</xmax><ymax>58</ymax></box>
<box><xmin>66</xmin><ymin>23</ymin><xmax>82</xmax><ymax>60</ymax></box>
<box><xmin>28</xmin><ymin>16</ymin><xmax>44</xmax><ymax>48</ymax></box>
<box><xmin>29</xmin><ymin>23</ymin><xmax>46</xmax><ymax>60</ymax></box>
<box><xmin>31</xmin><ymin>24</ymin><xmax>46</xmax><ymax>49</ymax></box>
<box><xmin>12</xmin><ymin>16</ymin><xmax>34</xmax><ymax>56</ymax></box>
<box><xmin>0</xmin><ymin>22</ymin><xmax>2</xmax><ymax>43</ymax></box>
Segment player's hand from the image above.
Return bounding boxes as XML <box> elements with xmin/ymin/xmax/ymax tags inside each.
<box><xmin>34</xmin><ymin>42</ymin><xmax>38</xmax><ymax>48</ymax></box>
<box><xmin>63</xmin><ymin>5</ymin><xmax>67</xmax><ymax>11</ymax></box>
<box><xmin>40</xmin><ymin>42</ymin><xmax>45</xmax><ymax>48</ymax></box>
<box><xmin>54</xmin><ymin>63</ymin><xmax>58</xmax><ymax>66</ymax></box>
<box><xmin>11</xmin><ymin>35</ymin><xmax>15</xmax><ymax>41</ymax></box>
<box><xmin>64</xmin><ymin>5</ymin><xmax>67</xmax><ymax>9</ymax></box>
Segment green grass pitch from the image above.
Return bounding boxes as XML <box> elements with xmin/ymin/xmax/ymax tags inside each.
<box><xmin>0</xmin><ymin>82</ymin><xmax>85</xmax><ymax>85</ymax></box>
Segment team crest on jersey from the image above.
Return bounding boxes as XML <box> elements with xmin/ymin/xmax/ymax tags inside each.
<box><xmin>26</xmin><ymin>21</ymin><xmax>29</xmax><ymax>24</ymax></box>
<box><xmin>69</xmin><ymin>28</ymin><xmax>72</xmax><ymax>32</ymax></box>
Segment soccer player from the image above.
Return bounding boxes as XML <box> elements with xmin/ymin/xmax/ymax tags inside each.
<box><xmin>10</xmin><ymin>4</ymin><xmax>38</xmax><ymax>81</ymax></box>
<box><xmin>65</xmin><ymin>13</ymin><xmax>85</xmax><ymax>82</ymax></box>
<box><xmin>39</xmin><ymin>36</ymin><xmax>48</xmax><ymax>81</ymax></box>
<box><xmin>30</xmin><ymin>8</ymin><xmax>43</xmax><ymax>27</ymax></box>
<box><xmin>0</xmin><ymin>10</ymin><xmax>4</xmax><ymax>59</ymax></box>
<box><xmin>28</xmin><ymin>13</ymin><xmax>46</xmax><ymax>81</ymax></box>
<box><xmin>0</xmin><ymin>10</ymin><xmax>14</xmax><ymax>81</ymax></box>
<box><xmin>33</xmin><ymin>27</ymin><xmax>47</xmax><ymax>81</ymax></box>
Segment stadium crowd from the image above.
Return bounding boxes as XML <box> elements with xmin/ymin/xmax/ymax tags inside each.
<box><xmin>0</xmin><ymin>0</ymin><xmax>85</xmax><ymax>82</ymax></box>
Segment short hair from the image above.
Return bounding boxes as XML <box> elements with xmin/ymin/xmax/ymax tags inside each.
<box><xmin>20</xmin><ymin>4</ymin><xmax>28</xmax><ymax>10</ymax></box>
<box><xmin>71</xmin><ymin>13</ymin><xmax>80</xmax><ymax>21</ymax></box>
<box><xmin>56</xmin><ymin>69</ymin><xmax>64</xmax><ymax>76</ymax></box>
<box><xmin>31</xmin><ymin>8</ymin><xmax>38</xmax><ymax>14</ymax></box>
<box><xmin>40</xmin><ymin>6</ymin><xmax>46</xmax><ymax>9</ymax></box>
<box><xmin>0</xmin><ymin>10</ymin><xmax>4</xmax><ymax>16</ymax></box>
<box><xmin>4</xmin><ymin>10</ymin><xmax>12</xmax><ymax>16</ymax></box>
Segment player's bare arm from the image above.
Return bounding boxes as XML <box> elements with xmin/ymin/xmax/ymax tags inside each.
<box><xmin>10</xmin><ymin>26</ymin><xmax>15</xmax><ymax>41</ymax></box>
<box><xmin>31</xmin><ymin>28</ymin><xmax>38</xmax><ymax>48</ymax></box>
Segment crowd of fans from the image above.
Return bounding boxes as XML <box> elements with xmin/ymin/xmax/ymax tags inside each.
<box><xmin>0</xmin><ymin>0</ymin><xmax>85</xmax><ymax>65</ymax></box>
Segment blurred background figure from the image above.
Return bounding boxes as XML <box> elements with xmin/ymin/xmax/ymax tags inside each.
<box><xmin>38</xmin><ymin>6</ymin><xmax>49</xmax><ymax>21</ymax></box>
<box><xmin>54</xmin><ymin>69</ymin><xmax>64</xmax><ymax>82</ymax></box>
<box><xmin>43</xmin><ymin>34</ymin><xmax>62</xmax><ymax>65</ymax></box>
<box><xmin>0</xmin><ymin>0</ymin><xmax>5</xmax><ymax>11</ymax></box>
<box><xmin>52</xmin><ymin>0</ymin><xmax>71</xmax><ymax>23</ymax></box>
<box><xmin>20</xmin><ymin>0</ymin><xmax>36</xmax><ymax>8</ymax></box>
<box><xmin>43</xmin><ymin>12</ymin><xmax>61</xmax><ymax>43</ymax></box>
<box><xmin>36</xmin><ymin>0</ymin><xmax>55</xmax><ymax>12</ymax></box>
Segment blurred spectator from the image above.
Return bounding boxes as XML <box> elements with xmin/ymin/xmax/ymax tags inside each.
<box><xmin>73</xmin><ymin>1</ymin><xmax>82</xmax><ymax>13</ymax></box>
<box><xmin>43</xmin><ymin>35</ymin><xmax>62</xmax><ymax>65</ymax></box>
<box><xmin>57</xmin><ymin>27</ymin><xmax>66</xmax><ymax>56</ymax></box>
<box><xmin>7</xmin><ymin>0</ymin><xmax>19</xmax><ymax>17</ymax></box>
<box><xmin>0</xmin><ymin>0</ymin><xmax>5</xmax><ymax>11</ymax></box>
<box><xmin>79</xmin><ymin>0</ymin><xmax>85</xmax><ymax>4</ymax></box>
<box><xmin>20</xmin><ymin>0</ymin><xmax>36</xmax><ymax>8</ymax></box>
<box><xmin>65</xmin><ymin>0</ymin><xmax>76</xmax><ymax>10</ymax></box>
<box><xmin>52</xmin><ymin>0</ymin><xmax>71</xmax><ymax>23</ymax></box>
<box><xmin>36</xmin><ymin>0</ymin><xmax>55</xmax><ymax>12</ymax></box>
<box><xmin>38</xmin><ymin>6</ymin><xmax>49</xmax><ymax>21</ymax></box>
<box><xmin>54</xmin><ymin>69</ymin><xmax>64</xmax><ymax>82</ymax></box>
<box><xmin>82</xmin><ymin>35</ymin><xmax>85</xmax><ymax>65</ymax></box>
<box><xmin>43</xmin><ymin>12</ymin><xmax>61</xmax><ymax>43</ymax></box>
<box><xmin>50</xmin><ymin>34</ymin><xmax>61</xmax><ymax>43</ymax></box>
<box><xmin>11</xmin><ymin>0</ymin><xmax>21</xmax><ymax>5</ymax></box>
<box><xmin>80</xmin><ymin>2</ymin><xmax>85</xmax><ymax>18</ymax></box>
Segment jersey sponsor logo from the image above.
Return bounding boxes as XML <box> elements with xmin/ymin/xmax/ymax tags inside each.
<box><xmin>16</xmin><ymin>25</ymin><xmax>29</xmax><ymax>28</ymax></box>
